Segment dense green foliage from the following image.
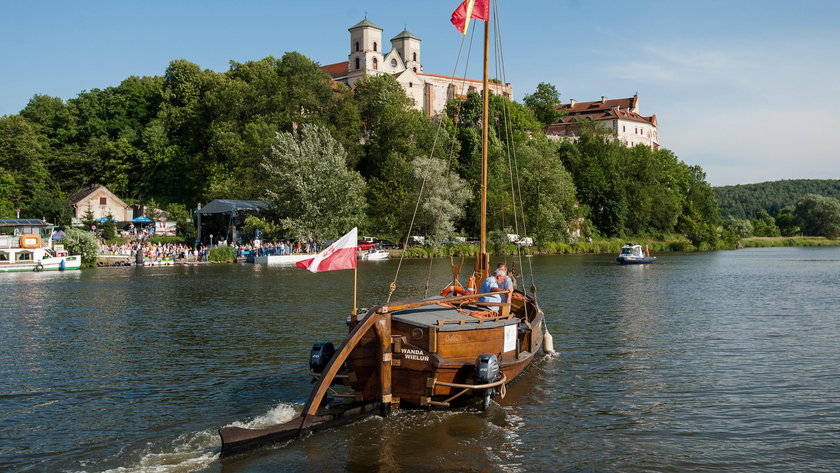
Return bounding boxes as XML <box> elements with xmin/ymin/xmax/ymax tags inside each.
<box><xmin>261</xmin><ymin>124</ymin><xmax>367</xmax><ymax>241</ymax></box>
<box><xmin>714</xmin><ymin>179</ymin><xmax>840</xmax><ymax>218</ymax></box>
<box><xmin>523</xmin><ymin>82</ymin><xmax>562</xmax><ymax>128</ymax></box>
<box><xmin>208</xmin><ymin>245</ymin><xmax>236</xmax><ymax>262</ymax></box>
<box><xmin>558</xmin><ymin>126</ymin><xmax>719</xmax><ymax>246</ymax></box>
<box><xmin>794</xmin><ymin>194</ymin><xmax>840</xmax><ymax>237</ymax></box>
<box><xmin>61</xmin><ymin>228</ymin><xmax>99</xmax><ymax>267</ymax></box>
<box><xmin>1</xmin><ymin>51</ymin><xmax>720</xmax><ymax>247</ymax></box>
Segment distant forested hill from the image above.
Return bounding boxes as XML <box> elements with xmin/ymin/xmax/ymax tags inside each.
<box><xmin>714</xmin><ymin>179</ymin><xmax>840</xmax><ymax>218</ymax></box>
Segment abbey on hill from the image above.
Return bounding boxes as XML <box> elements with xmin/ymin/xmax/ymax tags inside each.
<box><xmin>320</xmin><ymin>17</ymin><xmax>512</xmax><ymax>116</ymax></box>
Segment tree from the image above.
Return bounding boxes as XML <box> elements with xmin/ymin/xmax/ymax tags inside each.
<box><xmin>61</xmin><ymin>228</ymin><xmax>99</xmax><ymax>267</ymax></box>
<box><xmin>261</xmin><ymin>124</ymin><xmax>367</xmax><ymax>241</ymax></box>
<box><xmin>101</xmin><ymin>213</ymin><xmax>117</xmax><ymax>240</ymax></box>
<box><xmin>81</xmin><ymin>204</ymin><xmax>97</xmax><ymax>231</ymax></box>
<box><xmin>516</xmin><ymin>136</ymin><xmax>576</xmax><ymax>242</ymax></box>
<box><xmin>723</xmin><ymin>216</ymin><xmax>754</xmax><ymax>239</ymax></box>
<box><xmin>0</xmin><ymin>169</ymin><xmax>17</xmax><ymax>218</ymax></box>
<box><xmin>411</xmin><ymin>156</ymin><xmax>471</xmax><ymax>245</ymax></box>
<box><xmin>166</xmin><ymin>203</ymin><xmax>195</xmax><ymax>242</ymax></box>
<box><xmin>751</xmin><ymin>209</ymin><xmax>781</xmax><ymax>237</ymax></box>
<box><xmin>774</xmin><ymin>208</ymin><xmax>799</xmax><ymax>236</ymax></box>
<box><xmin>794</xmin><ymin>194</ymin><xmax>840</xmax><ymax>237</ymax></box>
<box><xmin>523</xmin><ymin>82</ymin><xmax>562</xmax><ymax>129</ymax></box>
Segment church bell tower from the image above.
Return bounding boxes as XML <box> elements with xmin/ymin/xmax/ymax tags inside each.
<box><xmin>348</xmin><ymin>18</ymin><xmax>384</xmax><ymax>87</ymax></box>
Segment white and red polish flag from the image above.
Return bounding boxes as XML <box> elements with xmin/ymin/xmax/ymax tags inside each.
<box><xmin>295</xmin><ymin>227</ymin><xmax>358</xmax><ymax>273</ymax></box>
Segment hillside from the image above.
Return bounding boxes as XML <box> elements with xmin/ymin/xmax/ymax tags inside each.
<box><xmin>714</xmin><ymin>179</ymin><xmax>840</xmax><ymax>218</ymax></box>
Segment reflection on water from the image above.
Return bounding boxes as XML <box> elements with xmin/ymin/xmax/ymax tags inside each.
<box><xmin>1</xmin><ymin>247</ymin><xmax>839</xmax><ymax>472</ymax></box>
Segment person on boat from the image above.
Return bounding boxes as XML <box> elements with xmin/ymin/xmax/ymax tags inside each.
<box><xmin>495</xmin><ymin>263</ymin><xmax>514</xmax><ymax>303</ymax></box>
<box><xmin>478</xmin><ymin>268</ymin><xmax>510</xmax><ymax>312</ymax></box>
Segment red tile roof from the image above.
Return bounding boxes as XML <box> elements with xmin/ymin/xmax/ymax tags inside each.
<box><xmin>417</xmin><ymin>72</ymin><xmax>510</xmax><ymax>87</ymax></box>
<box><xmin>549</xmin><ymin>108</ymin><xmax>655</xmax><ymax>127</ymax></box>
<box><xmin>320</xmin><ymin>61</ymin><xmax>348</xmax><ymax>78</ymax></box>
<box><xmin>558</xmin><ymin>95</ymin><xmax>638</xmax><ymax>114</ymax></box>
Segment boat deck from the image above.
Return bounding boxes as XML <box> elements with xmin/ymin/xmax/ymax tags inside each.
<box><xmin>391</xmin><ymin>298</ymin><xmax>519</xmax><ymax>332</ymax></box>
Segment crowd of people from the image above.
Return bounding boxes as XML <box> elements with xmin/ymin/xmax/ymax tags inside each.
<box><xmin>99</xmin><ymin>241</ymin><xmax>205</xmax><ymax>262</ymax></box>
<box><xmin>99</xmin><ymin>238</ymin><xmax>322</xmax><ymax>263</ymax></box>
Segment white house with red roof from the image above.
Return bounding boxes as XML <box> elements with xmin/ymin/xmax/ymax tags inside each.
<box><xmin>320</xmin><ymin>18</ymin><xmax>512</xmax><ymax>116</ymax></box>
<box><xmin>546</xmin><ymin>94</ymin><xmax>660</xmax><ymax>149</ymax></box>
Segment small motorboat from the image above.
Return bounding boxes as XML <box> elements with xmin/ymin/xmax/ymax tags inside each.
<box><xmin>616</xmin><ymin>243</ymin><xmax>656</xmax><ymax>264</ymax></box>
<box><xmin>358</xmin><ymin>249</ymin><xmax>389</xmax><ymax>261</ymax></box>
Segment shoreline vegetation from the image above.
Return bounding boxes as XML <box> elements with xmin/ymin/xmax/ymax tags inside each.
<box><xmin>397</xmin><ymin>236</ymin><xmax>840</xmax><ymax>258</ymax></box>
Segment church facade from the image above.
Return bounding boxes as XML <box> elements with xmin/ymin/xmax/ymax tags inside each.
<box><xmin>320</xmin><ymin>18</ymin><xmax>512</xmax><ymax>117</ymax></box>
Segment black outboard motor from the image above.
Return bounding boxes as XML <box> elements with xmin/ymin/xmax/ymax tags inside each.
<box><xmin>475</xmin><ymin>354</ymin><xmax>500</xmax><ymax>410</ymax></box>
<box><xmin>309</xmin><ymin>342</ymin><xmax>336</xmax><ymax>374</ymax></box>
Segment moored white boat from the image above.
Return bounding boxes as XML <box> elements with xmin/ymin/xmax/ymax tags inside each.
<box><xmin>358</xmin><ymin>249</ymin><xmax>389</xmax><ymax>260</ymax></box>
<box><xmin>0</xmin><ymin>219</ymin><xmax>82</xmax><ymax>272</ymax></box>
<box><xmin>253</xmin><ymin>253</ymin><xmax>315</xmax><ymax>265</ymax></box>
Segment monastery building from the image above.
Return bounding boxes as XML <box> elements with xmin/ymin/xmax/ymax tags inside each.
<box><xmin>546</xmin><ymin>94</ymin><xmax>660</xmax><ymax>149</ymax></box>
<box><xmin>320</xmin><ymin>18</ymin><xmax>512</xmax><ymax>117</ymax></box>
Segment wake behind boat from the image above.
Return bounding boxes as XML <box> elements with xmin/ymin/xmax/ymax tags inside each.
<box><xmin>616</xmin><ymin>243</ymin><xmax>656</xmax><ymax>265</ymax></box>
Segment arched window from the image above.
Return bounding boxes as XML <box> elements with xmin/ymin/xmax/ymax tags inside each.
<box><xmin>355</xmin><ymin>57</ymin><xmax>360</xmax><ymax>70</ymax></box>
<box><xmin>409</xmin><ymin>82</ymin><xmax>413</xmax><ymax>88</ymax></box>
<box><xmin>373</xmin><ymin>57</ymin><xmax>378</xmax><ymax>70</ymax></box>
<box><xmin>373</xmin><ymin>42</ymin><xmax>378</xmax><ymax>52</ymax></box>
<box><xmin>355</xmin><ymin>41</ymin><xmax>359</xmax><ymax>52</ymax></box>
<box><xmin>413</xmin><ymin>52</ymin><xmax>417</xmax><ymax>62</ymax></box>
<box><xmin>391</xmin><ymin>58</ymin><xmax>397</xmax><ymax>67</ymax></box>
<box><xmin>413</xmin><ymin>67</ymin><xmax>417</xmax><ymax>73</ymax></box>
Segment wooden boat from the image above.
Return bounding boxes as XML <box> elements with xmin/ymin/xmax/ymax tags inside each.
<box><xmin>0</xmin><ymin>219</ymin><xmax>82</xmax><ymax>272</ymax></box>
<box><xmin>616</xmin><ymin>243</ymin><xmax>656</xmax><ymax>264</ymax></box>
<box><xmin>220</xmin><ymin>3</ymin><xmax>551</xmax><ymax>456</ymax></box>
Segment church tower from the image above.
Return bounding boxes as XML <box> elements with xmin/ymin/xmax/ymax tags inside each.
<box><xmin>347</xmin><ymin>18</ymin><xmax>384</xmax><ymax>87</ymax></box>
<box><xmin>390</xmin><ymin>29</ymin><xmax>422</xmax><ymax>74</ymax></box>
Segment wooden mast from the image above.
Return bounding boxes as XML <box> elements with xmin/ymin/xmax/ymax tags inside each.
<box><xmin>476</xmin><ymin>16</ymin><xmax>491</xmax><ymax>281</ymax></box>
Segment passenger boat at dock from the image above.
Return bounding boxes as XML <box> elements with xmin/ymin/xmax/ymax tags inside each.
<box><xmin>219</xmin><ymin>1</ymin><xmax>553</xmax><ymax>455</ymax></box>
<box><xmin>0</xmin><ymin>219</ymin><xmax>82</xmax><ymax>272</ymax></box>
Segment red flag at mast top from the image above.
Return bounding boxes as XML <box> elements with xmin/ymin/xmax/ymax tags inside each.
<box><xmin>295</xmin><ymin>227</ymin><xmax>358</xmax><ymax>273</ymax></box>
<box><xmin>450</xmin><ymin>0</ymin><xmax>490</xmax><ymax>35</ymax></box>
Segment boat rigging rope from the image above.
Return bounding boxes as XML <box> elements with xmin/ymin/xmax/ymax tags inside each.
<box><xmin>424</xmin><ymin>28</ymin><xmax>481</xmax><ymax>299</ymax></box>
<box><xmin>388</xmin><ymin>25</ymin><xmax>477</xmax><ymax>303</ymax></box>
<box><xmin>493</xmin><ymin>0</ymin><xmax>539</xmax><ymax>304</ymax></box>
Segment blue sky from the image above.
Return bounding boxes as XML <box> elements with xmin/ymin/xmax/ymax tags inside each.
<box><xmin>2</xmin><ymin>0</ymin><xmax>839</xmax><ymax>186</ymax></box>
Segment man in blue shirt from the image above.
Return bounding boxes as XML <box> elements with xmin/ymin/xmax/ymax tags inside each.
<box><xmin>496</xmin><ymin>263</ymin><xmax>514</xmax><ymax>303</ymax></box>
<box><xmin>478</xmin><ymin>268</ymin><xmax>510</xmax><ymax>312</ymax></box>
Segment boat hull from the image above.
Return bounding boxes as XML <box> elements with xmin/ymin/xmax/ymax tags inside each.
<box><xmin>0</xmin><ymin>255</ymin><xmax>82</xmax><ymax>272</ymax></box>
<box><xmin>252</xmin><ymin>254</ymin><xmax>313</xmax><ymax>265</ymax></box>
<box><xmin>616</xmin><ymin>256</ymin><xmax>656</xmax><ymax>264</ymax></box>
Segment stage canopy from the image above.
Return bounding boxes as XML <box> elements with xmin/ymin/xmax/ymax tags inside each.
<box><xmin>196</xmin><ymin>200</ymin><xmax>272</xmax><ymax>215</ymax></box>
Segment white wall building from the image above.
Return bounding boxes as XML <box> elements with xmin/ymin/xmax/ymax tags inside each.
<box><xmin>546</xmin><ymin>95</ymin><xmax>660</xmax><ymax>149</ymax></box>
<box><xmin>321</xmin><ymin>18</ymin><xmax>512</xmax><ymax>117</ymax></box>
<box><xmin>69</xmin><ymin>184</ymin><xmax>130</xmax><ymax>224</ymax></box>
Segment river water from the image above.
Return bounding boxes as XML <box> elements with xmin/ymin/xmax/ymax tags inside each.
<box><xmin>1</xmin><ymin>247</ymin><xmax>839</xmax><ymax>472</ymax></box>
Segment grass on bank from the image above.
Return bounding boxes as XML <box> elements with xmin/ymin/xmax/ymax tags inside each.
<box><xmin>400</xmin><ymin>235</ymin><xmax>716</xmax><ymax>258</ymax></box>
<box><xmin>740</xmin><ymin>236</ymin><xmax>840</xmax><ymax>248</ymax></box>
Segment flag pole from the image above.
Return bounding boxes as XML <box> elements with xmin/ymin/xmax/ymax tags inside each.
<box><xmin>352</xmin><ymin>264</ymin><xmax>358</xmax><ymax>323</ymax></box>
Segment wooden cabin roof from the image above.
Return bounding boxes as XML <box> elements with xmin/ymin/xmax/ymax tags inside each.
<box><xmin>392</xmin><ymin>301</ymin><xmax>518</xmax><ymax>332</ymax></box>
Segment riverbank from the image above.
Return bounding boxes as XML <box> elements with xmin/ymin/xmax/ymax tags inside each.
<box><xmin>740</xmin><ymin>236</ymin><xmax>840</xmax><ymax>248</ymax></box>
<box><xmin>396</xmin><ymin>235</ymin><xmax>839</xmax><ymax>258</ymax></box>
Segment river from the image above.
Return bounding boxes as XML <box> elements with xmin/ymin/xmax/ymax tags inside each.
<box><xmin>1</xmin><ymin>247</ymin><xmax>839</xmax><ymax>472</ymax></box>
